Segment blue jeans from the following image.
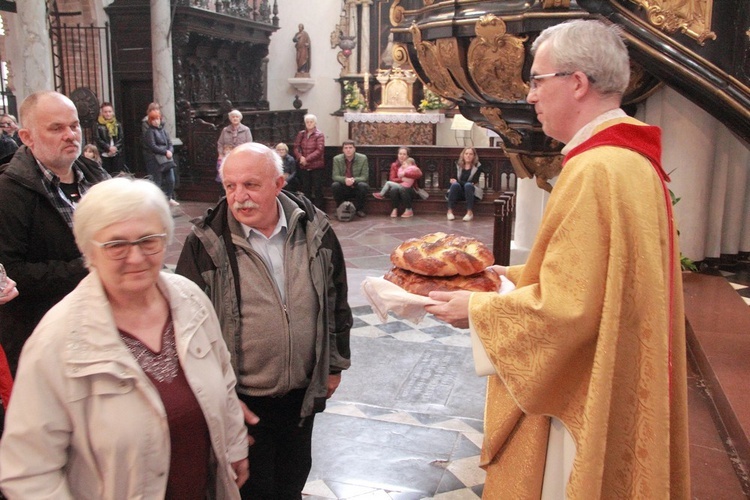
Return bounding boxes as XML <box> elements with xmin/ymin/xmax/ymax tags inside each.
<box><xmin>447</xmin><ymin>182</ymin><xmax>476</xmax><ymax>211</ymax></box>
<box><xmin>146</xmin><ymin>158</ymin><xmax>176</xmax><ymax>200</ymax></box>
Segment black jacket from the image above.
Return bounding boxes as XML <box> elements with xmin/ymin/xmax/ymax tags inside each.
<box><xmin>0</xmin><ymin>146</ymin><xmax>109</xmax><ymax>375</ymax></box>
<box><xmin>94</xmin><ymin>121</ymin><xmax>124</xmax><ymax>155</ymax></box>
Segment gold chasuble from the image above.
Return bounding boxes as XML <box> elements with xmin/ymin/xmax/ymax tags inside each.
<box><xmin>470</xmin><ymin>117</ymin><xmax>690</xmax><ymax>499</ymax></box>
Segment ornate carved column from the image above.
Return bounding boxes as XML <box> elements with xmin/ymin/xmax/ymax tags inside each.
<box><xmin>151</xmin><ymin>0</ymin><xmax>177</xmax><ymax>137</ymax></box>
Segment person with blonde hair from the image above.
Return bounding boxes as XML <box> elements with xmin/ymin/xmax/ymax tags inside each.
<box><xmin>0</xmin><ymin>177</ymin><xmax>249</xmax><ymax>499</ymax></box>
<box><xmin>446</xmin><ymin>147</ymin><xmax>483</xmax><ymax>222</ymax></box>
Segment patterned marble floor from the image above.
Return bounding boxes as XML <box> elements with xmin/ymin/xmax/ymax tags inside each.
<box><xmin>167</xmin><ymin>202</ymin><xmax>748</xmax><ymax>499</ymax></box>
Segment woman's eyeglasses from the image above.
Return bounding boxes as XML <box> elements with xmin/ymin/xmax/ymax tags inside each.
<box><xmin>93</xmin><ymin>233</ymin><xmax>167</xmax><ymax>260</ymax></box>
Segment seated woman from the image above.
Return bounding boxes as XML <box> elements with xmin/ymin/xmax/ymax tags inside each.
<box><xmin>446</xmin><ymin>147</ymin><xmax>484</xmax><ymax>221</ymax></box>
<box><xmin>275</xmin><ymin>142</ymin><xmax>300</xmax><ymax>193</ymax></box>
<box><xmin>379</xmin><ymin>146</ymin><xmax>415</xmax><ymax>218</ymax></box>
<box><xmin>0</xmin><ymin>177</ymin><xmax>249</xmax><ymax>499</ymax></box>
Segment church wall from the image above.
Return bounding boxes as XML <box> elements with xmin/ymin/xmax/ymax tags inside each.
<box><xmin>267</xmin><ymin>1</ymin><xmax>342</xmax><ymax>145</ymax></box>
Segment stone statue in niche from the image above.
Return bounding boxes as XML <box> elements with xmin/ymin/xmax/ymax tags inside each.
<box><xmin>293</xmin><ymin>23</ymin><xmax>311</xmax><ymax>76</ymax></box>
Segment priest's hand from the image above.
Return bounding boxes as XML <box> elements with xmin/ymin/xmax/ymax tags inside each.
<box><xmin>488</xmin><ymin>265</ymin><xmax>507</xmax><ymax>277</ymax></box>
<box><xmin>426</xmin><ymin>290</ymin><xmax>471</xmax><ymax>329</ymax></box>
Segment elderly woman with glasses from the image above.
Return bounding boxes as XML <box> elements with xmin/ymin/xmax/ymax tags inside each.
<box><xmin>0</xmin><ymin>177</ymin><xmax>249</xmax><ymax>499</ymax></box>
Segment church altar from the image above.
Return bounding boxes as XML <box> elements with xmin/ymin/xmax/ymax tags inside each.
<box><xmin>344</xmin><ymin>112</ymin><xmax>444</xmax><ymax>145</ymax></box>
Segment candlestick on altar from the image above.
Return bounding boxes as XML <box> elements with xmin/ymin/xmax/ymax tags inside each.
<box><xmin>363</xmin><ymin>72</ymin><xmax>370</xmax><ymax>112</ymax></box>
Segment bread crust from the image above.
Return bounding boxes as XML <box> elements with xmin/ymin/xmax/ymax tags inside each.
<box><xmin>384</xmin><ymin>266</ymin><xmax>500</xmax><ymax>296</ymax></box>
<box><xmin>390</xmin><ymin>232</ymin><xmax>494</xmax><ymax>276</ymax></box>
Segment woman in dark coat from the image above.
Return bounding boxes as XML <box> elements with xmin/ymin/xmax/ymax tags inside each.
<box><xmin>142</xmin><ymin>110</ymin><xmax>178</xmax><ymax>206</ymax></box>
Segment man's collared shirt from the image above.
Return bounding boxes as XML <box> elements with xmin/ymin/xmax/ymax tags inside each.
<box><xmin>35</xmin><ymin>159</ymin><xmax>93</xmax><ymax>229</ymax></box>
<box><xmin>242</xmin><ymin>198</ymin><xmax>288</xmax><ymax>302</ymax></box>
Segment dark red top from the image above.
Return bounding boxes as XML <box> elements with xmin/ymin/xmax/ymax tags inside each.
<box><xmin>120</xmin><ymin>320</ymin><xmax>211</xmax><ymax>500</ymax></box>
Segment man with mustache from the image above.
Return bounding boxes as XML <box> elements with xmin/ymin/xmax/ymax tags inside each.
<box><xmin>0</xmin><ymin>91</ymin><xmax>109</xmax><ymax>375</ymax></box>
<box><xmin>176</xmin><ymin>142</ymin><xmax>352</xmax><ymax>499</ymax></box>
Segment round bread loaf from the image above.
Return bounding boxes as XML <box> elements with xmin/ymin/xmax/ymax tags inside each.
<box><xmin>384</xmin><ymin>267</ymin><xmax>500</xmax><ymax>296</ymax></box>
<box><xmin>390</xmin><ymin>232</ymin><xmax>494</xmax><ymax>276</ymax></box>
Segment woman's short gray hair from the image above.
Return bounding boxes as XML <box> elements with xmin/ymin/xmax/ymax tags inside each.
<box><xmin>73</xmin><ymin>177</ymin><xmax>174</xmax><ymax>265</ymax></box>
<box><xmin>304</xmin><ymin>113</ymin><xmax>317</xmax><ymax>124</ymax></box>
<box><xmin>532</xmin><ymin>19</ymin><xmax>629</xmax><ymax>96</ymax></box>
<box><xmin>228</xmin><ymin>109</ymin><xmax>243</xmax><ymax>120</ymax></box>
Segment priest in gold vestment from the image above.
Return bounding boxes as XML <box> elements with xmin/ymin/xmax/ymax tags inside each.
<box><xmin>427</xmin><ymin>20</ymin><xmax>689</xmax><ymax>499</ymax></box>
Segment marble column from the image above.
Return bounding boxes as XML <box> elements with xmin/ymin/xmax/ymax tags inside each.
<box><xmin>359</xmin><ymin>0</ymin><xmax>372</xmax><ymax>74</ymax></box>
<box><xmin>10</xmin><ymin>1</ymin><xmax>53</xmax><ymax>104</ymax></box>
<box><xmin>151</xmin><ymin>0</ymin><xmax>176</xmax><ymax>137</ymax></box>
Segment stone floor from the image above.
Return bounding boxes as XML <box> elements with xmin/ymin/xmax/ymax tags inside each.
<box><xmin>167</xmin><ymin>201</ymin><xmax>749</xmax><ymax>499</ymax></box>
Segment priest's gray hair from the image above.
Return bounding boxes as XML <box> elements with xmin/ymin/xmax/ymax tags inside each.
<box><xmin>532</xmin><ymin>19</ymin><xmax>629</xmax><ymax>96</ymax></box>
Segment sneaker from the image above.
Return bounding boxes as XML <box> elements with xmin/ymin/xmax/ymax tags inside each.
<box><xmin>373</xmin><ymin>193</ymin><xmax>385</xmax><ymax>200</ymax></box>
<box><xmin>463</xmin><ymin>212</ymin><xmax>474</xmax><ymax>222</ymax></box>
<box><xmin>447</xmin><ymin>211</ymin><xmax>455</xmax><ymax>221</ymax></box>
<box><xmin>356</xmin><ymin>210</ymin><xmax>367</xmax><ymax>218</ymax></box>
<box><xmin>402</xmin><ymin>209</ymin><xmax>414</xmax><ymax>218</ymax></box>
<box><xmin>390</xmin><ymin>209</ymin><xmax>398</xmax><ymax>218</ymax></box>
<box><xmin>169</xmin><ymin>199</ymin><xmax>180</xmax><ymax>207</ymax></box>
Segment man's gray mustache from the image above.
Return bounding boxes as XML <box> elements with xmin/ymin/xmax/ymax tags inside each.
<box><xmin>233</xmin><ymin>201</ymin><xmax>260</xmax><ymax>210</ymax></box>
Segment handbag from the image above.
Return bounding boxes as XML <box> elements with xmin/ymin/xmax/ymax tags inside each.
<box><xmin>155</xmin><ymin>154</ymin><xmax>175</xmax><ymax>173</ymax></box>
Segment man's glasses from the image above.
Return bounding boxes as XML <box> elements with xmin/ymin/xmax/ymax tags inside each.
<box><xmin>93</xmin><ymin>233</ymin><xmax>167</xmax><ymax>260</ymax></box>
<box><xmin>0</xmin><ymin>123</ymin><xmax>10</xmax><ymax>128</ymax></box>
<box><xmin>528</xmin><ymin>72</ymin><xmax>573</xmax><ymax>90</ymax></box>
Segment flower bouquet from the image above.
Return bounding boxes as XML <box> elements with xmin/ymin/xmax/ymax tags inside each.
<box><xmin>343</xmin><ymin>80</ymin><xmax>366</xmax><ymax>112</ymax></box>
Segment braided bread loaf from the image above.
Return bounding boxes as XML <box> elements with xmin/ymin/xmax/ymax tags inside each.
<box><xmin>384</xmin><ymin>266</ymin><xmax>500</xmax><ymax>296</ymax></box>
<box><xmin>390</xmin><ymin>232</ymin><xmax>494</xmax><ymax>276</ymax></box>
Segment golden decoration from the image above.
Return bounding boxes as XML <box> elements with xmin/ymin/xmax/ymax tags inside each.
<box><xmin>436</xmin><ymin>38</ymin><xmax>483</xmax><ymax>102</ymax></box>
<box><xmin>410</xmin><ymin>23</ymin><xmax>465</xmax><ymax>100</ymax></box>
<box><xmin>468</xmin><ymin>15</ymin><xmax>529</xmax><ymax>101</ymax></box>
<box><xmin>392</xmin><ymin>43</ymin><xmax>409</xmax><ymax>67</ymax></box>
<box><xmin>390</xmin><ymin>0</ymin><xmax>406</xmax><ymax>27</ymax></box>
<box><xmin>479</xmin><ymin>107</ymin><xmax>523</xmax><ymax>146</ymax></box>
<box><xmin>542</xmin><ymin>0</ymin><xmax>571</xmax><ymax>7</ymax></box>
<box><xmin>630</xmin><ymin>0</ymin><xmax>716</xmax><ymax>45</ymax></box>
<box><xmin>507</xmin><ymin>153</ymin><xmax>564</xmax><ymax>193</ymax></box>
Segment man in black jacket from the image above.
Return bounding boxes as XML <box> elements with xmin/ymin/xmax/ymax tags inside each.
<box><xmin>0</xmin><ymin>91</ymin><xmax>109</xmax><ymax>375</ymax></box>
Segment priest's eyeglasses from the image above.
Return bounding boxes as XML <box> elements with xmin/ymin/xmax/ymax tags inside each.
<box><xmin>93</xmin><ymin>233</ymin><xmax>167</xmax><ymax>260</ymax></box>
<box><xmin>529</xmin><ymin>72</ymin><xmax>573</xmax><ymax>90</ymax></box>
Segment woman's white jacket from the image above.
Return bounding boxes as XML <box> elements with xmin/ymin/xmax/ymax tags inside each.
<box><xmin>0</xmin><ymin>271</ymin><xmax>248</xmax><ymax>499</ymax></box>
